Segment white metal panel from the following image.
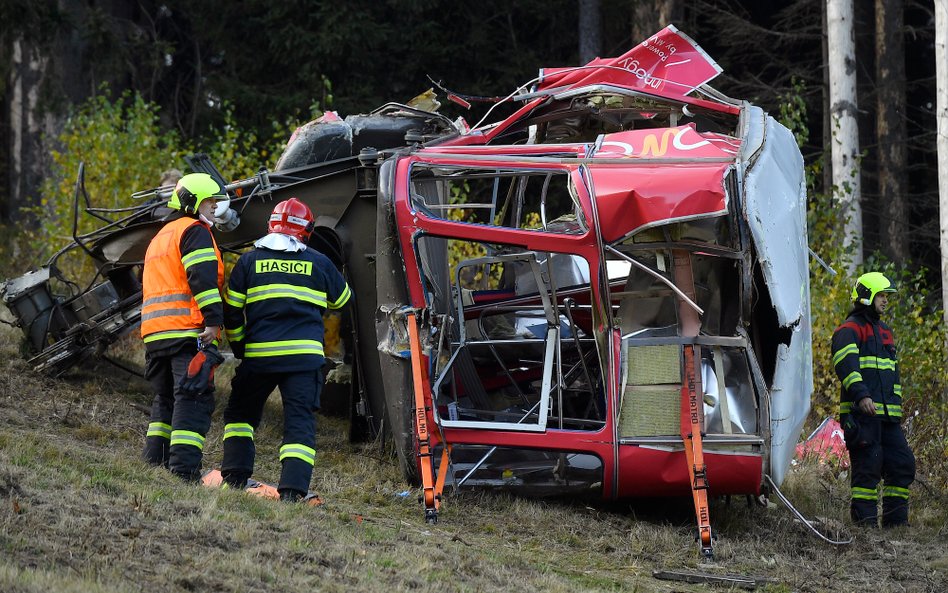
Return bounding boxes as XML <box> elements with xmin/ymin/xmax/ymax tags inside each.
<box><xmin>768</xmin><ymin>329</ymin><xmax>814</xmax><ymax>484</ymax></box>
<box><xmin>743</xmin><ymin>117</ymin><xmax>809</xmax><ymax>326</ymax></box>
<box><xmin>741</xmin><ymin>113</ymin><xmax>813</xmax><ymax>485</ymax></box>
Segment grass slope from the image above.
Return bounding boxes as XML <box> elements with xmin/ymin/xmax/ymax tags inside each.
<box><xmin>0</xmin><ymin>325</ymin><xmax>945</xmax><ymax>593</ymax></box>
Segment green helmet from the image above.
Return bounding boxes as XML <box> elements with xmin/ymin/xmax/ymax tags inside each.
<box><xmin>168</xmin><ymin>173</ymin><xmax>224</xmax><ymax>215</ymax></box>
<box><xmin>851</xmin><ymin>272</ymin><xmax>897</xmax><ymax>306</ymax></box>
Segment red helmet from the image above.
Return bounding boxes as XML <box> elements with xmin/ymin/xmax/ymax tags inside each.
<box><xmin>268</xmin><ymin>198</ymin><xmax>315</xmax><ymax>242</ymax></box>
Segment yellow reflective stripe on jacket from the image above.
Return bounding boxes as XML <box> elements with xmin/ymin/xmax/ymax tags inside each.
<box><xmin>244</xmin><ymin>340</ymin><xmax>324</xmax><ymax>357</ymax></box>
<box><xmin>143</xmin><ymin>329</ymin><xmax>202</xmax><ymax>343</ymax></box>
<box><xmin>146</xmin><ymin>422</ymin><xmax>172</xmax><ymax>439</ymax></box>
<box><xmin>279</xmin><ymin>443</ymin><xmax>316</xmax><ymax>465</ymax></box>
<box><xmin>858</xmin><ymin>355</ymin><xmax>896</xmax><ymax>371</ymax></box>
<box><xmin>833</xmin><ymin>343</ymin><xmax>859</xmax><ymax>366</ymax></box>
<box><xmin>245</xmin><ymin>283</ymin><xmax>327</xmax><ymax>307</ymax></box>
<box><xmin>839</xmin><ymin>401</ymin><xmax>884</xmax><ymax>414</ymax></box>
<box><xmin>225</xmin><ymin>288</ymin><xmax>246</xmax><ymax>307</ymax></box>
<box><xmin>181</xmin><ymin>247</ymin><xmax>218</xmax><ymax>270</ymax></box>
<box><xmin>141</xmin><ymin>293</ymin><xmax>194</xmax><ymax>322</ymax></box>
<box><xmin>851</xmin><ymin>486</ymin><xmax>878</xmax><ymax>500</ymax></box>
<box><xmin>142</xmin><ymin>293</ymin><xmax>192</xmax><ymax>307</ymax></box>
<box><xmin>883</xmin><ymin>485</ymin><xmax>910</xmax><ymax>499</ymax></box>
<box><xmin>842</xmin><ymin>371</ymin><xmax>863</xmax><ymax>389</ymax></box>
<box><xmin>193</xmin><ymin>288</ymin><xmax>222</xmax><ymax>308</ymax></box>
<box><xmin>225</xmin><ymin>326</ymin><xmax>245</xmax><ymax>341</ymax></box>
<box><xmin>839</xmin><ymin>401</ymin><xmax>900</xmax><ymax>416</ymax></box>
<box><xmin>222</xmin><ymin>423</ymin><xmax>254</xmax><ymax>441</ymax></box>
<box><xmin>141</xmin><ymin>307</ymin><xmax>192</xmax><ymax>322</ymax></box>
<box><xmin>328</xmin><ymin>284</ymin><xmax>352</xmax><ymax>309</ymax></box>
<box><xmin>894</xmin><ymin>384</ymin><xmax>902</xmax><ymax>396</ymax></box>
<box><xmin>170</xmin><ymin>430</ymin><xmax>206</xmax><ymax>450</ymax></box>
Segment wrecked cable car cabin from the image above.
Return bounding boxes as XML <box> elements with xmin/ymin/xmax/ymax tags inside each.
<box><xmin>1</xmin><ymin>27</ymin><xmax>810</xmax><ymax>558</ymax></box>
<box><xmin>371</xmin><ymin>29</ymin><xmax>811</xmax><ymax>559</ymax></box>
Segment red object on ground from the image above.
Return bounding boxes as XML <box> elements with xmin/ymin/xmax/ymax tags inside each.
<box><xmin>201</xmin><ymin>469</ymin><xmax>323</xmax><ymax>506</ymax></box>
<box><xmin>795</xmin><ymin>417</ymin><xmax>850</xmax><ymax>468</ymax></box>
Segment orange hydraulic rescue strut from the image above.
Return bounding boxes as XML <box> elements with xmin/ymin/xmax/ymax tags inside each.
<box><xmin>673</xmin><ymin>251</ymin><xmax>714</xmax><ymax>559</ymax></box>
<box><xmin>406</xmin><ymin>312</ymin><xmax>451</xmax><ymax>524</ymax></box>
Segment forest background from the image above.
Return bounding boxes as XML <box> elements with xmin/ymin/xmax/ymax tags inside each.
<box><xmin>0</xmin><ymin>0</ymin><xmax>946</xmax><ymax>504</ymax></box>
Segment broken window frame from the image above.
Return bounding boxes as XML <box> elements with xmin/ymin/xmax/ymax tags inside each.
<box><xmin>603</xmin><ymin>214</ymin><xmax>766</xmax><ymax>446</ymax></box>
<box><xmin>438</xmin><ymin>253</ymin><xmax>555</xmax><ymax>432</ymax></box>
<box><xmin>411</xmin><ymin>233</ymin><xmax>606</xmax><ymax>433</ymax></box>
<box><xmin>408</xmin><ymin>164</ymin><xmax>588</xmax><ymax>235</ymax></box>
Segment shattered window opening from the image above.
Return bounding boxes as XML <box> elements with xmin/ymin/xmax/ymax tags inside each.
<box><xmin>442</xmin><ymin>444</ymin><xmax>603</xmax><ymax>497</ymax></box>
<box><xmin>415</xmin><ymin>236</ymin><xmax>605</xmax><ymax>432</ymax></box>
<box><xmin>491</xmin><ymin>90</ymin><xmax>740</xmax><ymax>146</ymax></box>
<box><xmin>410</xmin><ymin>166</ymin><xmax>586</xmax><ymax>235</ymax></box>
<box><xmin>619</xmin><ymin>216</ymin><xmax>738</xmax><ymax>251</ymax></box>
<box><xmin>608</xmin><ymin>218</ymin><xmax>761</xmax><ymax>439</ymax></box>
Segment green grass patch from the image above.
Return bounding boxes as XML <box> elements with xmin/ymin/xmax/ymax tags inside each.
<box><xmin>0</xmin><ymin>323</ymin><xmax>946</xmax><ymax>592</ymax></box>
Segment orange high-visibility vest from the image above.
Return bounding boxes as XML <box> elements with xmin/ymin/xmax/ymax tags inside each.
<box><xmin>141</xmin><ymin>217</ymin><xmax>224</xmax><ymax>343</ymax></box>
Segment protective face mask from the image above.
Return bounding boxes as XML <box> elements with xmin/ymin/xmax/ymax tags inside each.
<box><xmin>214</xmin><ymin>198</ymin><xmax>231</xmax><ymax>219</ymax></box>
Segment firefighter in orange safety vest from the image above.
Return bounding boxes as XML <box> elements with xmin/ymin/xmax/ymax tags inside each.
<box><xmin>141</xmin><ymin>173</ymin><xmax>226</xmax><ymax>481</ymax></box>
<box><xmin>832</xmin><ymin>272</ymin><xmax>915</xmax><ymax>527</ymax></box>
<box><xmin>220</xmin><ymin>198</ymin><xmax>351</xmax><ymax>502</ymax></box>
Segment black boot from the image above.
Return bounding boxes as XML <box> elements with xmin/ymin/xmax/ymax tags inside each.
<box><xmin>279</xmin><ymin>489</ymin><xmax>305</xmax><ymax>503</ymax></box>
<box><xmin>850</xmin><ymin>497</ymin><xmax>878</xmax><ymax>528</ymax></box>
<box><xmin>143</xmin><ymin>436</ymin><xmax>170</xmax><ymax>468</ymax></box>
<box><xmin>881</xmin><ymin>496</ymin><xmax>910</xmax><ymax>527</ymax></box>
<box><xmin>222</xmin><ymin>472</ymin><xmax>250</xmax><ymax>490</ymax></box>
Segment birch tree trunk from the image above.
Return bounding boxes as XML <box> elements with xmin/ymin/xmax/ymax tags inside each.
<box><xmin>578</xmin><ymin>0</ymin><xmax>602</xmax><ymax>64</ymax></box>
<box><xmin>7</xmin><ymin>38</ymin><xmax>55</xmax><ymax>224</ymax></box>
<box><xmin>822</xmin><ymin>4</ymin><xmax>834</xmax><ymax>202</ymax></box>
<box><xmin>827</xmin><ymin>0</ymin><xmax>863</xmax><ymax>269</ymax></box>
<box><xmin>936</xmin><ymin>0</ymin><xmax>948</xmax><ymax>328</ymax></box>
<box><xmin>876</xmin><ymin>0</ymin><xmax>908</xmax><ymax>264</ymax></box>
<box><xmin>3</xmin><ymin>0</ymin><xmax>89</xmax><ymax>225</ymax></box>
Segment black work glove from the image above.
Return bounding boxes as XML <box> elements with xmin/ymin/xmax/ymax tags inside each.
<box><xmin>178</xmin><ymin>344</ymin><xmax>225</xmax><ymax>396</ymax></box>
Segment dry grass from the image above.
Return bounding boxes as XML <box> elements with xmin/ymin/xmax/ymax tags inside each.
<box><xmin>0</xmin><ymin>323</ymin><xmax>946</xmax><ymax>593</ymax></box>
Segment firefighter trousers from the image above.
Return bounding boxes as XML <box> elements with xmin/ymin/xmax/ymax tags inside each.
<box><xmin>220</xmin><ymin>364</ymin><xmax>323</xmax><ymax>495</ymax></box>
<box><xmin>843</xmin><ymin>412</ymin><xmax>915</xmax><ymax>526</ymax></box>
<box><xmin>143</xmin><ymin>347</ymin><xmax>216</xmax><ymax>481</ymax></box>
